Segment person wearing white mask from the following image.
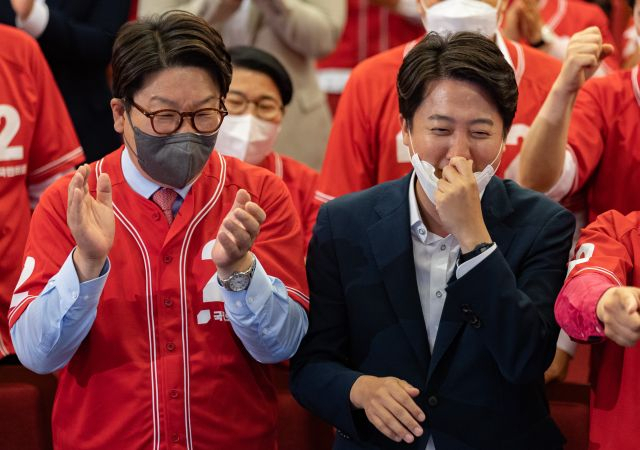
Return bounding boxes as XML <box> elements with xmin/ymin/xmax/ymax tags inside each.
<box><xmin>314</xmin><ymin>0</ymin><xmax>580</xmax><ymax>383</ymax></box>
<box><xmin>216</xmin><ymin>46</ymin><xmax>319</xmax><ymax>248</ymax></box>
<box><xmin>291</xmin><ymin>31</ymin><xmax>574</xmax><ymax>450</ymax></box>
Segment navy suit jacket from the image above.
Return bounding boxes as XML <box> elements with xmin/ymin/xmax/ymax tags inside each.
<box><xmin>0</xmin><ymin>0</ymin><xmax>130</xmax><ymax>162</ymax></box>
<box><xmin>291</xmin><ymin>174</ymin><xmax>575</xmax><ymax>450</ymax></box>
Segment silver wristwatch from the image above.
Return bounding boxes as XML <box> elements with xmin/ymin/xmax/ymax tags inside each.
<box><xmin>217</xmin><ymin>255</ymin><xmax>257</xmax><ymax>292</ymax></box>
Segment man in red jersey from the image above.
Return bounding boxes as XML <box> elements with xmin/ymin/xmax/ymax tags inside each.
<box><xmin>315</xmin><ymin>0</ymin><xmax>562</xmax><ymax>205</ymax></box>
<box><xmin>555</xmin><ymin>209</ymin><xmax>640</xmax><ymax>450</ymax></box>
<box><xmin>9</xmin><ymin>11</ymin><xmax>309</xmax><ymax>450</ymax></box>
<box><xmin>0</xmin><ymin>24</ymin><xmax>83</xmax><ymax>360</ymax></box>
<box><xmin>503</xmin><ymin>0</ymin><xmax>619</xmax><ymax>71</ymax></box>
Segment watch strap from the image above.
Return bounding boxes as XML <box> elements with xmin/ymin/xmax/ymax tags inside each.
<box><xmin>459</xmin><ymin>242</ymin><xmax>494</xmax><ymax>264</ymax></box>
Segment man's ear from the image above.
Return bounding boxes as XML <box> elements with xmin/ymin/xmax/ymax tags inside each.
<box><xmin>399</xmin><ymin>114</ymin><xmax>411</xmax><ymax>148</ymax></box>
<box><xmin>111</xmin><ymin>98</ymin><xmax>126</xmax><ymax>134</ymax></box>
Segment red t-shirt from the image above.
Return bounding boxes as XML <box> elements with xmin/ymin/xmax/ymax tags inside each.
<box><xmin>317</xmin><ymin>0</ymin><xmax>424</xmax><ymax>69</ymax></box>
<box><xmin>0</xmin><ymin>24</ymin><xmax>83</xmax><ymax>357</ymax></box>
<box><xmin>539</xmin><ymin>0</ymin><xmax>619</xmax><ymax>69</ymax></box>
<box><xmin>567</xmin><ymin>66</ymin><xmax>640</xmax><ymax>222</ymax></box>
<box><xmin>315</xmin><ymin>35</ymin><xmax>561</xmax><ymax>202</ymax></box>
<box><xmin>258</xmin><ymin>152</ymin><xmax>319</xmax><ymax>248</ymax></box>
<box><xmin>559</xmin><ymin>209</ymin><xmax>640</xmax><ymax>450</ymax></box>
<box><xmin>9</xmin><ymin>148</ymin><xmax>308</xmax><ymax>449</ymax></box>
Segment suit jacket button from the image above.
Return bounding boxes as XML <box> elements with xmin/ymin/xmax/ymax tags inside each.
<box><xmin>427</xmin><ymin>395</ymin><xmax>438</xmax><ymax>407</ymax></box>
<box><xmin>469</xmin><ymin>316</ymin><xmax>483</xmax><ymax>328</ymax></box>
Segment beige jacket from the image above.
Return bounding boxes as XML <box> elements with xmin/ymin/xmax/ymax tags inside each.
<box><xmin>139</xmin><ymin>0</ymin><xmax>346</xmax><ymax>170</ymax></box>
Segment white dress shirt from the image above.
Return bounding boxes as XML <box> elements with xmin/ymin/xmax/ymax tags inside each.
<box><xmin>408</xmin><ymin>173</ymin><xmax>496</xmax><ymax>450</ymax></box>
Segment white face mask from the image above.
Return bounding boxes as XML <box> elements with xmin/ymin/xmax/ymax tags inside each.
<box><xmin>422</xmin><ymin>0</ymin><xmax>499</xmax><ymax>38</ymax></box>
<box><xmin>215</xmin><ymin>114</ymin><xmax>280</xmax><ymax>165</ymax></box>
<box><xmin>407</xmin><ymin>127</ymin><xmax>502</xmax><ymax>204</ymax></box>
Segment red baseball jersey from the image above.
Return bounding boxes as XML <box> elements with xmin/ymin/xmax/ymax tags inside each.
<box><xmin>257</xmin><ymin>152</ymin><xmax>319</xmax><ymax>248</ymax></box>
<box><xmin>0</xmin><ymin>25</ymin><xmax>83</xmax><ymax>357</ymax></box>
<box><xmin>539</xmin><ymin>0</ymin><xmax>620</xmax><ymax>70</ymax></box>
<box><xmin>317</xmin><ymin>0</ymin><xmax>424</xmax><ymax>69</ymax></box>
<box><xmin>9</xmin><ymin>148</ymin><xmax>308</xmax><ymax>449</ymax></box>
<box><xmin>315</xmin><ymin>35</ymin><xmax>561</xmax><ymax>202</ymax></box>
<box><xmin>561</xmin><ymin>209</ymin><xmax>640</xmax><ymax>450</ymax></box>
<box><xmin>567</xmin><ymin>66</ymin><xmax>640</xmax><ymax>222</ymax></box>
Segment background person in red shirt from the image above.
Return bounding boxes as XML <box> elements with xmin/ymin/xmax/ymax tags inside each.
<box><xmin>215</xmin><ymin>46</ymin><xmax>319</xmax><ymax>249</ymax></box>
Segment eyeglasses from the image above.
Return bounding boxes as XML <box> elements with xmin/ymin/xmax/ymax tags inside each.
<box><xmin>126</xmin><ymin>99</ymin><xmax>228</xmax><ymax>135</ymax></box>
<box><xmin>224</xmin><ymin>91</ymin><xmax>284</xmax><ymax>121</ymax></box>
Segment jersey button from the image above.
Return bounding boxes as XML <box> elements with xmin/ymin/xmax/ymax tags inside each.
<box><xmin>169</xmin><ymin>389</ymin><xmax>178</xmax><ymax>399</ymax></box>
<box><xmin>164</xmin><ymin>298</ymin><xmax>173</xmax><ymax>307</ymax></box>
<box><xmin>163</xmin><ymin>255</ymin><xmax>173</xmax><ymax>264</ymax></box>
<box><xmin>152</xmin><ymin>212</ymin><xmax>161</xmax><ymax>221</ymax></box>
<box><xmin>171</xmin><ymin>433</ymin><xmax>179</xmax><ymax>443</ymax></box>
<box><xmin>166</xmin><ymin>342</ymin><xmax>176</xmax><ymax>352</ymax></box>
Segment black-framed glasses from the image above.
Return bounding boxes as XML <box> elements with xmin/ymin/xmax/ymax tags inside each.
<box><xmin>225</xmin><ymin>91</ymin><xmax>284</xmax><ymax>121</ymax></box>
<box><xmin>126</xmin><ymin>99</ymin><xmax>228</xmax><ymax>135</ymax></box>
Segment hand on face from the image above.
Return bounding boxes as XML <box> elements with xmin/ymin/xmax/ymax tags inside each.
<box><xmin>67</xmin><ymin>164</ymin><xmax>115</xmax><ymax>282</ymax></box>
<box><xmin>434</xmin><ymin>157</ymin><xmax>492</xmax><ymax>252</ymax></box>
<box><xmin>10</xmin><ymin>0</ymin><xmax>35</xmax><ymax>20</ymax></box>
<box><xmin>596</xmin><ymin>286</ymin><xmax>640</xmax><ymax>347</ymax></box>
<box><xmin>212</xmin><ymin>189</ymin><xmax>266</xmax><ymax>278</ymax></box>
<box><xmin>350</xmin><ymin>375</ymin><xmax>425</xmax><ymax>444</ymax></box>
<box><xmin>556</xmin><ymin>26</ymin><xmax>614</xmax><ymax>95</ymax></box>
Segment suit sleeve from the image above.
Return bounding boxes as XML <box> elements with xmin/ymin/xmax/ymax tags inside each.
<box><xmin>290</xmin><ymin>204</ymin><xmax>366</xmax><ymax>439</ymax></box>
<box><xmin>37</xmin><ymin>0</ymin><xmax>130</xmax><ymax>65</ymax></box>
<box><xmin>316</xmin><ymin>65</ymin><xmax>379</xmax><ymax>200</ymax></box>
<box><xmin>443</xmin><ymin>207</ymin><xmax>576</xmax><ymax>384</ymax></box>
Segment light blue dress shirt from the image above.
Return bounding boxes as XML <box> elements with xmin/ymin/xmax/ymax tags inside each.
<box><xmin>11</xmin><ymin>149</ymin><xmax>308</xmax><ymax>373</ymax></box>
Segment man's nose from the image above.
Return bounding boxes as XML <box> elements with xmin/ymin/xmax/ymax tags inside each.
<box><xmin>446</xmin><ymin>134</ymin><xmax>472</xmax><ymax>160</ymax></box>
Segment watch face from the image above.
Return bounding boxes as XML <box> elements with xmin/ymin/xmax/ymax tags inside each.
<box><xmin>228</xmin><ymin>273</ymin><xmax>250</xmax><ymax>292</ymax></box>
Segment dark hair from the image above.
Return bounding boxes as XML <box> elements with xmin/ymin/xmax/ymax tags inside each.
<box><xmin>112</xmin><ymin>10</ymin><xmax>232</xmax><ymax>105</ymax></box>
<box><xmin>397</xmin><ymin>32</ymin><xmax>518</xmax><ymax>137</ymax></box>
<box><xmin>228</xmin><ymin>46</ymin><xmax>293</xmax><ymax>106</ymax></box>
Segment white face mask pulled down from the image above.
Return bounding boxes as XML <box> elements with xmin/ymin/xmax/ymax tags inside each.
<box><xmin>215</xmin><ymin>114</ymin><xmax>280</xmax><ymax>165</ymax></box>
<box><xmin>407</xmin><ymin>128</ymin><xmax>502</xmax><ymax>204</ymax></box>
<box><xmin>421</xmin><ymin>0</ymin><xmax>500</xmax><ymax>38</ymax></box>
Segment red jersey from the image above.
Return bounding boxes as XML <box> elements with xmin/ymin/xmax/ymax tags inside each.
<box><xmin>315</xmin><ymin>35</ymin><xmax>562</xmax><ymax>202</ymax></box>
<box><xmin>258</xmin><ymin>152</ymin><xmax>319</xmax><ymax>247</ymax></box>
<box><xmin>0</xmin><ymin>25</ymin><xmax>83</xmax><ymax>357</ymax></box>
<box><xmin>560</xmin><ymin>210</ymin><xmax>640</xmax><ymax>450</ymax></box>
<box><xmin>539</xmin><ymin>0</ymin><xmax>619</xmax><ymax>69</ymax></box>
<box><xmin>567</xmin><ymin>66</ymin><xmax>640</xmax><ymax>222</ymax></box>
<box><xmin>9</xmin><ymin>148</ymin><xmax>308</xmax><ymax>449</ymax></box>
<box><xmin>317</xmin><ymin>0</ymin><xmax>424</xmax><ymax>69</ymax></box>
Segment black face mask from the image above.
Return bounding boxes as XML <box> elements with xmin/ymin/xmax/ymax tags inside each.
<box><xmin>124</xmin><ymin>110</ymin><xmax>218</xmax><ymax>189</ymax></box>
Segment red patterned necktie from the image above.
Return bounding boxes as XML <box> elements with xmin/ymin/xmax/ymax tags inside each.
<box><xmin>151</xmin><ymin>188</ymin><xmax>179</xmax><ymax>224</ymax></box>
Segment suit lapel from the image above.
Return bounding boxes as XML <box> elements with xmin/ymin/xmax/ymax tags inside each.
<box><xmin>427</xmin><ymin>178</ymin><xmax>516</xmax><ymax>379</ymax></box>
<box><xmin>367</xmin><ymin>175</ymin><xmax>430</xmax><ymax>373</ymax></box>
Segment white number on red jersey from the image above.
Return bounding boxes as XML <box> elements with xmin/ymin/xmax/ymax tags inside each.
<box><xmin>567</xmin><ymin>243</ymin><xmax>595</xmax><ymax>274</ymax></box>
<box><xmin>0</xmin><ymin>104</ymin><xmax>24</xmax><ymax>161</ymax></box>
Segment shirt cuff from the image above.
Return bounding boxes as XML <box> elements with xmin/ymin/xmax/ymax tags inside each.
<box><xmin>221</xmin><ymin>257</ymin><xmax>285</xmax><ymax>316</ymax></box>
<box><xmin>46</xmin><ymin>249</ymin><xmax>110</xmax><ymax>320</ymax></box>
<box><xmin>555</xmin><ymin>273</ymin><xmax>614</xmax><ymax>342</ymax></box>
<box><xmin>556</xmin><ymin>330</ymin><xmax>577</xmax><ymax>357</ymax></box>
<box><xmin>15</xmin><ymin>1</ymin><xmax>49</xmax><ymax>38</ymax></box>
<box><xmin>455</xmin><ymin>243</ymin><xmax>497</xmax><ymax>279</ymax></box>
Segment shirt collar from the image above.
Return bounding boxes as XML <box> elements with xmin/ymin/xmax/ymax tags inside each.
<box><xmin>121</xmin><ymin>147</ymin><xmax>192</xmax><ymax>200</ymax></box>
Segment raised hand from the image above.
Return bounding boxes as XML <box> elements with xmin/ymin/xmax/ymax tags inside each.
<box><xmin>435</xmin><ymin>157</ymin><xmax>492</xmax><ymax>253</ymax></box>
<box><xmin>350</xmin><ymin>375</ymin><xmax>425</xmax><ymax>444</ymax></box>
<box><xmin>10</xmin><ymin>0</ymin><xmax>35</xmax><ymax>20</ymax></box>
<box><xmin>212</xmin><ymin>189</ymin><xmax>266</xmax><ymax>278</ymax></box>
<box><xmin>596</xmin><ymin>287</ymin><xmax>640</xmax><ymax>347</ymax></box>
<box><xmin>555</xmin><ymin>27</ymin><xmax>614</xmax><ymax>95</ymax></box>
<box><xmin>67</xmin><ymin>164</ymin><xmax>114</xmax><ymax>282</ymax></box>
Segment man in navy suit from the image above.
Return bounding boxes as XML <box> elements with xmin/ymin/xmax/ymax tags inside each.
<box><xmin>291</xmin><ymin>31</ymin><xmax>575</xmax><ymax>450</ymax></box>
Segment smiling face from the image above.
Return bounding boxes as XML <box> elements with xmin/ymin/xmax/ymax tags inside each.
<box><xmin>110</xmin><ymin>66</ymin><xmax>222</xmax><ymax>184</ymax></box>
<box><xmin>401</xmin><ymin>78</ymin><xmax>505</xmax><ymax>177</ymax></box>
